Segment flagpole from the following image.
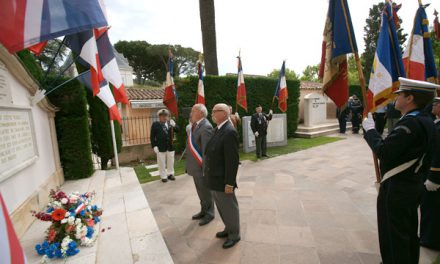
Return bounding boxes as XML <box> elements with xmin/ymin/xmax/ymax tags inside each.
<box><xmin>110</xmin><ymin>120</ymin><xmax>120</xmax><ymax>172</ymax></box>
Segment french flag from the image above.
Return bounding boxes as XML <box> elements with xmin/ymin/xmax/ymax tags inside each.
<box><xmin>96</xmin><ymin>30</ymin><xmax>129</xmax><ymax>104</ymax></box>
<box><xmin>163</xmin><ymin>50</ymin><xmax>179</xmax><ymax>117</ymax></box>
<box><xmin>74</xmin><ymin>203</ymin><xmax>86</xmax><ymax>215</ymax></box>
<box><xmin>274</xmin><ymin>61</ymin><xmax>288</xmax><ymax>113</ymax></box>
<box><xmin>77</xmin><ymin>71</ymin><xmax>122</xmax><ymax>123</ymax></box>
<box><xmin>65</xmin><ymin>30</ymin><xmax>103</xmax><ymax>97</ymax></box>
<box><xmin>403</xmin><ymin>5</ymin><xmax>437</xmax><ymax>82</ymax></box>
<box><xmin>196</xmin><ymin>60</ymin><xmax>205</xmax><ymax>105</ymax></box>
<box><xmin>0</xmin><ymin>0</ymin><xmax>107</xmax><ymax>53</ymax></box>
<box><xmin>236</xmin><ymin>56</ymin><xmax>247</xmax><ymax>112</ymax></box>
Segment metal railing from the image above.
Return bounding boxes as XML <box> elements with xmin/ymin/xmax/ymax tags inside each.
<box><xmin>121</xmin><ymin>115</ymin><xmax>158</xmax><ymax>146</ymax></box>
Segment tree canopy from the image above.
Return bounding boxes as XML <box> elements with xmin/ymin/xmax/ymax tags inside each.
<box><xmin>300</xmin><ymin>64</ymin><xmax>320</xmax><ymax>82</ymax></box>
<box><xmin>267</xmin><ymin>68</ymin><xmax>300</xmax><ymax>80</ymax></box>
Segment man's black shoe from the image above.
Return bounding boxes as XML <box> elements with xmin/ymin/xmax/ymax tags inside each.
<box><xmin>192</xmin><ymin>212</ymin><xmax>205</xmax><ymax>220</ymax></box>
<box><xmin>161</xmin><ymin>179</ymin><xmax>168</xmax><ymax>183</ymax></box>
<box><xmin>199</xmin><ymin>215</ymin><xmax>214</xmax><ymax>226</ymax></box>
<box><xmin>222</xmin><ymin>238</ymin><xmax>240</xmax><ymax>249</ymax></box>
<box><xmin>215</xmin><ymin>231</ymin><xmax>228</xmax><ymax>238</ymax></box>
<box><xmin>167</xmin><ymin>174</ymin><xmax>176</xmax><ymax>181</ymax></box>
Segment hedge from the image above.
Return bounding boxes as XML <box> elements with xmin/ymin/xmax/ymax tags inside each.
<box><xmin>173</xmin><ymin>75</ymin><xmax>300</xmax><ymax>152</ymax></box>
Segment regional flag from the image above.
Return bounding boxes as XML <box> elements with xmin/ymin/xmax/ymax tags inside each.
<box><xmin>0</xmin><ymin>0</ymin><xmax>107</xmax><ymax>53</ymax></box>
<box><xmin>367</xmin><ymin>2</ymin><xmax>405</xmax><ymax>112</ymax></box>
<box><xmin>434</xmin><ymin>10</ymin><xmax>440</xmax><ymax>39</ymax></box>
<box><xmin>163</xmin><ymin>50</ymin><xmax>179</xmax><ymax>117</ymax></box>
<box><xmin>236</xmin><ymin>56</ymin><xmax>247</xmax><ymax>112</ymax></box>
<box><xmin>274</xmin><ymin>61</ymin><xmax>288</xmax><ymax>112</ymax></box>
<box><xmin>319</xmin><ymin>0</ymin><xmax>358</xmax><ymax>108</ymax></box>
<box><xmin>403</xmin><ymin>4</ymin><xmax>438</xmax><ymax>82</ymax></box>
<box><xmin>196</xmin><ymin>58</ymin><xmax>205</xmax><ymax>105</ymax></box>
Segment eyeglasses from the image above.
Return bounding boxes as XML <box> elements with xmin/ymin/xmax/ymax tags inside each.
<box><xmin>212</xmin><ymin>109</ymin><xmax>225</xmax><ymax>113</ymax></box>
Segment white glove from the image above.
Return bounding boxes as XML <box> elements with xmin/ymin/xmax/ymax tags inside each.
<box><xmin>169</xmin><ymin>119</ymin><xmax>176</xmax><ymax>127</ymax></box>
<box><xmin>362</xmin><ymin>113</ymin><xmax>375</xmax><ymax>132</ymax></box>
<box><xmin>153</xmin><ymin>146</ymin><xmax>159</xmax><ymax>154</ymax></box>
<box><xmin>425</xmin><ymin>179</ymin><xmax>440</xmax><ymax>191</ymax></box>
<box><xmin>269</xmin><ymin>110</ymin><xmax>273</xmax><ymax>115</ymax></box>
<box><xmin>235</xmin><ymin>112</ymin><xmax>240</xmax><ymax>118</ymax></box>
<box><xmin>254</xmin><ymin>132</ymin><xmax>259</xmax><ymax>137</ymax></box>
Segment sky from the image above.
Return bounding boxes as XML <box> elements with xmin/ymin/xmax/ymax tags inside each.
<box><xmin>103</xmin><ymin>0</ymin><xmax>439</xmax><ymax>77</ymax></box>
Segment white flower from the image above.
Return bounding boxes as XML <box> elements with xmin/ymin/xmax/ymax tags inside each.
<box><xmin>67</xmin><ymin>216</ymin><xmax>75</xmax><ymax>225</ymax></box>
<box><xmin>64</xmin><ymin>211</ymin><xmax>70</xmax><ymax>217</ymax></box>
<box><xmin>61</xmin><ymin>218</ymin><xmax>68</xmax><ymax>224</ymax></box>
<box><xmin>61</xmin><ymin>198</ymin><xmax>68</xmax><ymax>204</ymax></box>
<box><xmin>75</xmin><ymin>218</ymin><xmax>81</xmax><ymax>225</ymax></box>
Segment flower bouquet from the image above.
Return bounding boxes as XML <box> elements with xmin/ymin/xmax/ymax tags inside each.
<box><xmin>32</xmin><ymin>189</ymin><xmax>103</xmax><ymax>260</ymax></box>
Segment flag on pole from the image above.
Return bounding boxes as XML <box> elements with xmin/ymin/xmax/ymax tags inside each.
<box><xmin>319</xmin><ymin>0</ymin><xmax>358</xmax><ymax>108</ymax></box>
<box><xmin>236</xmin><ymin>55</ymin><xmax>247</xmax><ymax>112</ymax></box>
<box><xmin>95</xmin><ymin>30</ymin><xmax>129</xmax><ymax>104</ymax></box>
<box><xmin>77</xmin><ymin>71</ymin><xmax>122</xmax><ymax>123</ymax></box>
<box><xmin>28</xmin><ymin>41</ymin><xmax>48</xmax><ymax>56</ymax></box>
<box><xmin>434</xmin><ymin>10</ymin><xmax>440</xmax><ymax>39</ymax></box>
<box><xmin>163</xmin><ymin>50</ymin><xmax>179</xmax><ymax>117</ymax></box>
<box><xmin>403</xmin><ymin>4</ymin><xmax>438</xmax><ymax>82</ymax></box>
<box><xmin>0</xmin><ymin>193</ymin><xmax>27</xmax><ymax>264</ymax></box>
<box><xmin>0</xmin><ymin>0</ymin><xmax>107</xmax><ymax>53</ymax></box>
<box><xmin>274</xmin><ymin>61</ymin><xmax>288</xmax><ymax>112</ymax></box>
<box><xmin>367</xmin><ymin>2</ymin><xmax>405</xmax><ymax>112</ymax></box>
<box><xmin>65</xmin><ymin>30</ymin><xmax>103</xmax><ymax>97</ymax></box>
<box><xmin>196</xmin><ymin>55</ymin><xmax>205</xmax><ymax>105</ymax></box>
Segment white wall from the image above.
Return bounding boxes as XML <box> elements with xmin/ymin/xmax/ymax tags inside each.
<box><xmin>120</xmin><ymin>69</ymin><xmax>134</xmax><ymax>87</ymax></box>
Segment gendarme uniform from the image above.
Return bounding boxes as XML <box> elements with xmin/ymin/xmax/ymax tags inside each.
<box><xmin>420</xmin><ymin>97</ymin><xmax>440</xmax><ymax>250</ymax></box>
<box><xmin>363</xmin><ymin>78</ymin><xmax>438</xmax><ymax>264</ymax></box>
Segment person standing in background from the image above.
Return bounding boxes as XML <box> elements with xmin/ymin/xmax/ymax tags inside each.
<box><xmin>250</xmin><ymin>105</ymin><xmax>273</xmax><ymax>158</ymax></box>
<box><xmin>349</xmin><ymin>95</ymin><xmax>363</xmax><ymax>134</ymax></box>
<box><xmin>228</xmin><ymin>105</ymin><xmax>241</xmax><ymax>129</ymax></box>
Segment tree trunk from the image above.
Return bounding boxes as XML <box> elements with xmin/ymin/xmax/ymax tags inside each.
<box><xmin>199</xmin><ymin>0</ymin><xmax>219</xmax><ymax>75</ymax></box>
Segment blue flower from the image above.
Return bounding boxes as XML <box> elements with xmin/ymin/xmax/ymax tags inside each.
<box><xmin>80</xmin><ymin>210</ymin><xmax>85</xmax><ymax>216</ymax></box>
<box><xmin>92</xmin><ymin>205</ymin><xmax>97</xmax><ymax>211</ymax></box>
<box><xmin>55</xmin><ymin>249</ymin><xmax>63</xmax><ymax>258</ymax></box>
<box><xmin>46</xmin><ymin>207</ymin><xmax>54</xmax><ymax>213</ymax></box>
<box><xmin>86</xmin><ymin>227</ymin><xmax>94</xmax><ymax>238</ymax></box>
<box><xmin>68</xmin><ymin>241</ymin><xmax>77</xmax><ymax>249</ymax></box>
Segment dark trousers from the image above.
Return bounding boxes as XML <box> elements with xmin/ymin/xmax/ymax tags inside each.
<box><xmin>192</xmin><ymin>175</ymin><xmax>214</xmax><ymax>218</ymax></box>
<box><xmin>377</xmin><ymin>181</ymin><xmax>422</xmax><ymax>264</ymax></box>
<box><xmin>352</xmin><ymin>114</ymin><xmax>361</xmax><ymax>133</ymax></box>
<box><xmin>420</xmin><ymin>189</ymin><xmax>440</xmax><ymax>250</ymax></box>
<box><xmin>255</xmin><ymin>135</ymin><xmax>267</xmax><ymax>157</ymax></box>
<box><xmin>212</xmin><ymin>191</ymin><xmax>240</xmax><ymax>240</ymax></box>
<box><xmin>338</xmin><ymin>116</ymin><xmax>347</xmax><ymax>133</ymax></box>
<box><xmin>374</xmin><ymin>113</ymin><xmax>386</xmax><ymax>135</ymax></box>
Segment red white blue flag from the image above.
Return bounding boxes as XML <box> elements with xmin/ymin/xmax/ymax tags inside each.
<box><xmin>163</xmin><ymin>50</ymin><xmax>179</xmax><ymax>117</ymax></box>
<box><xmin>274</xmin><ymin>61</ymin><xmax>288</xmax><ymax>112</ymax></box>
<box><xmin>236</xmin><ymin>56</ymin><xmax>247</xmax><ymax>112</ymax></box>
<box><xmin>196</xmin><ymin>58</ymin><xmax>205</xmax><ymax>105</ymax></box>
<box><xmin>0</xmin><ymin>0</ymin><xmax>107</xmax><ymax>53</ymax></box>
<box><xmin>403</xmin><ymin>4</ymin><xmax>438</xmax><ymax>82</ymax></box>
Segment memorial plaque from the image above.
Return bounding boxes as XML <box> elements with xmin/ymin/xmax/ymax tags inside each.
<box><xmin>0</xmin><ymin>61</ymin><xmax>12</xmax><ymax>105</ymax></box>
<box><xmin>304</xmin><ymin>93</ymin><xmax>327</xmax><ymax>126</ymax></box>
<box><xmin>0</xmin><ymin>107</ymin><xmax>38</xmax><ymax>182</ymax></box>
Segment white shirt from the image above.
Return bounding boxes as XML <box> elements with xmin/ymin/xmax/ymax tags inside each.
<box><xmin>216</xmin><ymin>119</ymin><xmax>229</xmax><ymax>130</ymax></box>
<box><xmin>196</xmin><ymin>118</ymin><xmax>205</xmax><ymax>126</ymax></box>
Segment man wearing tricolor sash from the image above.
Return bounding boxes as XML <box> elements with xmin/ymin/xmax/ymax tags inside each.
<box><xmin>186</xmin><ymin>104</ymin><xmax>215</xmax><ymax>226</ymax></box>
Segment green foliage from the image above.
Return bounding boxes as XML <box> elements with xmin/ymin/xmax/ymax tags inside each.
<box><xmin>46</xmin><ymin>78</ymin><xmax>94</xmax><ymax>180</ymax></box>
<box><xmin>114</xmin><ymin>41</ymin><xmax>200</xmax><ymax>84</ymax></box>
<box><xmin>16</xmin><ymin>50</ymin><xmax>44</xmax><ymax>82</ymax></box>
<box><xmin>35</xmin><ymin>39</ymin><xmax>68</xmax><ymax>75</ymax></box>
<box><xmin>267</xmin><ymin>68</ymin><xmax>300</xmax><ymax>80</ymax></box>
<box><xmin>348</xmin><ymin>55</ymin><xmax>360</xmax><ymax>85</ymax></box>
<box><xmin>173</xmin><ymin>75</ymin><xmax>300</xmax><ymax>152</ymax></box>
<box><xmin>300</xmin><ymin>64</ymin><xmax>320</xmax><ymax>82</ymax></box>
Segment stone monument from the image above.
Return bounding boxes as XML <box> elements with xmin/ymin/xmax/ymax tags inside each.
<box><xmin>303</xmin><ymin>92</ymin><xmax>327</xmax><ymax>126</ymax></box>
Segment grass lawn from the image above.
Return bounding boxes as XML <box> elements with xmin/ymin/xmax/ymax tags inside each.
<box><xmin>434</xmin><ymin>255</ymin><xmax>440</xmax><ymax>264</ymax></box>
<box><xmin>134</xmin><ymin>136</ymin><xmax>343</xmax><ymax>184</ymax></box>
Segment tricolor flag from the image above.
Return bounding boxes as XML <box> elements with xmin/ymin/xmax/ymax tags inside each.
<box><xmin>28</xmin><ymin>41</ymin><xmax>48</xmax><ymax>56</ymax></box>
<box><xmin>77</xmin><ymin>71</ymin><xmax>122</xmax><ymax>123</ymax></box>
<box><xmin>74</xmin><ymin>202</ymin><xmax>86</xmax><ymax>215</ymax></box>
<box><xmin>65</xmin><ymin>30</ymin><xmax>103</xmax><ymax>97</ymax></box>
<box><xmin>367</xmin><ymin>2</ymin><xmax>405</xmax><ymax>112</ymax></box>
<box><xmin>96</xmin><ymin>30</ymin><xmax>129</xmax><ymax>104</ymax></box>
<box><xmin>274</xmin><ymin>61</ymin><xmax>288</xmax><ymax>112</ymax></box>
<box><xmin>0</xmin><ymin>0</ymin><xmax>107</xmax><ymax>53</ymax></box>
<box><xmin>163</xmin><ymin>50</ymin><xmax>179</xmax><ymax>117</ymax></box>
<box><xmin>0</xmin><ymin>193</ymin><xmax>27</xmax><ymax>264</ymax></box>
<box><xmin>434</xmin><ymin>10</ymin><xmax>440</xmax><ymax>39</ymax></box>
<box><xmin>196</xmin><ymin>56</ymin><xmax>205</xmax><ymax>105</ymax></box>
<box><xmin>319</xmin><ymin>0</ymin><xmax>358</xmax><ymax>108</ymax></box>
<box><xmin>236</xmin><ymin>56</ymin><xmax>247</xmax><ymax>112</ymax></box>
<box><xmin>403</xmin><ymin>4</ymin><xmax>438</xmax><ymax>82</ymax></box>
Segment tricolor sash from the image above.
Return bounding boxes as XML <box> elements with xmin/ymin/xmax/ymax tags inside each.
<box><xmin>188</xmin><ymin>128</ymin><xmax>203</xmax><ymax>166</ymax></box>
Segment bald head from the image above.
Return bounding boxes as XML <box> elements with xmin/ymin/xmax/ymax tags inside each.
<box><xmin>211</xmin><ymin>103</ymin><xmax>230</xmax><ymax>125</ymax></box>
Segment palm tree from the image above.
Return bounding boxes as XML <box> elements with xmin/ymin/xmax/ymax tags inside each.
<box><xmin>199</xmin><ymin>0</ymin><xmax>219</xmax><ymax>75</ymax></box>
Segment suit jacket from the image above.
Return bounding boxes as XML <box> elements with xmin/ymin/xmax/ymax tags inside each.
<box><xmin>186</xmin><ymin>118</ymin><xmax>213</xmax><ymax>177</ymax></box>
<box><xmin>427</xmin><ymin>119</ymin><xmax>440</xmax><ymax>184</ymax></box>
<box><xmin>150</xmin><ymin>121</ymin><xmax>180</xmax><ymax>152</ymax></box>
<box><xmin>204</xmin><ymin>121</ymin><xmax>240</xmax><ymax>192</ymax></box>
<box><xmin>250</xmin><ymin>112</ymin><xmax>272</xmax><ymax>136</ymax></box>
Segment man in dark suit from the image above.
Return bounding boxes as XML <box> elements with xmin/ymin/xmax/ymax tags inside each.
<box><xmin>205</xmin><ymin>103</ymin><xmax>240</xmax><ymax>249</ymax></box>
<box><xmin>362</xmin><ymin>78</ymin><xmax>438</xmax><ymax>264</ymax></box>
<box><xmin>150</xmin><ymin>109</ymin><xmax>180</xmax><ymax>183</ymax></box>
<box><xmin>250</xmin><ymin>105</ymin><xmax>272</xmax><ymax>158</ymax></box>
<box><xmin>186</xmin><ymin>104</ymin><xmax>215</xmax><ymax>226</ymax></box>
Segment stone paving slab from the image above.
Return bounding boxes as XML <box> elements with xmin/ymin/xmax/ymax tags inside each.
<box><xmin>142</xmin><ymin>133</ymin><xmax>440</xmax><ymax>264</ymax></box>
<box><xmin>21</xmin><ymin>167</ymin><xmax>173</xmax><ymax>264</ymax></box>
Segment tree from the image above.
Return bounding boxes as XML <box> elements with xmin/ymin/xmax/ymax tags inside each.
<box><xmin>300</xmin><ymin>64</ymin><xmax>320</xmax><ymax>82</ymax></box>
<box><xmin>199</xmin><ymin>0</ymin><xmax>219</xmax><ymax>75</ymax></box>
<box><xmin>35</xmin><ymin>39</ymin><xmax>68</xmax><ymax>75</ymax></box>
<box><xmin>267</xmin><ymin>68</ymin><xmax>300</xmax><ymax>80</ymax></box>
<box><xmin>348</xmin><ymin>55</ymin><xmax>360</xmax><ymax>85</ymax></box>
<box><xmin>362</xmin><ymin>2</ymin><xmax>407</xmax><ymax>83</ymax></box>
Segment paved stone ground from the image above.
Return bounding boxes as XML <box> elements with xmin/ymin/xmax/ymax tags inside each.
<box><xmin>143</xmin><ymin>133</ymin><xmax>440</xmax><ymax>264</ymax></box>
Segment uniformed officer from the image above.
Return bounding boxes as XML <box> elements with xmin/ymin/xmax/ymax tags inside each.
<box><xmin>362</xmin><ymin>77</ymin><xmax>439</xmax><ymax>264</ymax></box>
<box><xmin>250</xmin><ymin>105</ymin><xmax>273</xmax><ymax>158</ymax></box>
<box><xmin>349</xmin><ymin>94</ymin><xmax>363</xmax><ymax>134</ymax></box>
<box><xmin>420</xmin><ymin>96</ymin><xmax>440</xmax><ymax>250</ymax></box>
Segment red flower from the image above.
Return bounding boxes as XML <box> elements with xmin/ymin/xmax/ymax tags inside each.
<box><xmin>51</xmin><ymin>209</ymin><xmax>66</xmax><ymax>221</ymax></box>
<box><xmin>47</xmin><ymin>229</ymin><xmax>56</xmax><ymax>242</ymax></box>
<box><xmin>86</xmin><ymin>219</ymin><xmax>95</xmax><ymax>227</ymax></box>
<box><xmin>65</xmin><ymin>224</ymin><xmax>74</xmax><ymax>233</ymax></box>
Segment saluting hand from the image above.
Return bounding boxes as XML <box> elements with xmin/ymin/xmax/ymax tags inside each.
<box><xmin>169</xmin><ymin>119</ymin><xmax>176</xmax><ymax>127</ymax></box>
